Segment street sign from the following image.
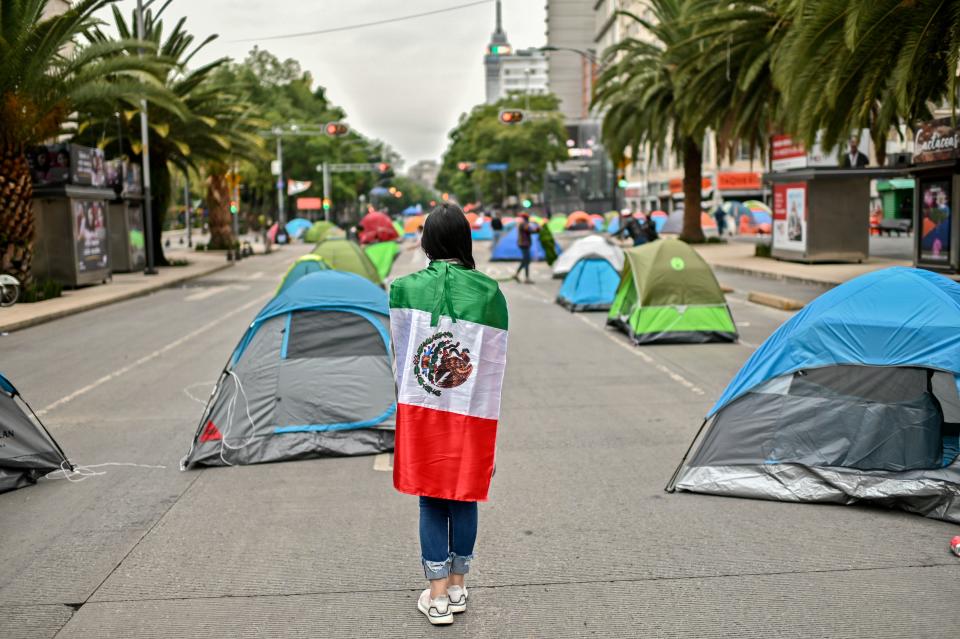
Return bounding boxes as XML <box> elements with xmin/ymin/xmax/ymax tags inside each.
<box><xmin>317</xmin><ymin>163</ymin><xmax>383</xmax><ymax>173</ymax></box>
<box><xmin>270</xmin><ymin>160</ymin><xmax>280</xmax><ymax>175</ymax></box>
<box><xmin>485</xmin><ymin>163</ymin><xmax>509</xmax><ymax>172</ymax></box>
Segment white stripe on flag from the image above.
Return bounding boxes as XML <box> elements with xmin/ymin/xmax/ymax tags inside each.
<box><xmin>391</xmin><ymin>308</ymin><xmax>507</xmax><ymax>421</ymax></box>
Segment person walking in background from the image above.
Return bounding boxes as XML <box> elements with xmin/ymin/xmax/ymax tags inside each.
<box><xmin>491</xmin><ymin>212</ymin><xmax>504</xmax><ymax>248</ymax></box>
<box><xmin>389</xmin><ymin>203</ymin><xmax>509</xmax><ymax>626</ymax></box>
<box><xmin>614</xmin><ymin>212</ymin><xmax>647</xmax><ymax>246</ymax></box>
<box><xmin>513</xmin><ymin>212</ymin><xmax>536</xmax><ymax>283</ymax></box>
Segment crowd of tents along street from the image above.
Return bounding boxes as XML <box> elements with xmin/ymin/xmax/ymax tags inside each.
<box><xmin>4</xmin><ymin>204</ymin><xmax>960</xmax><ymax>526</ymax></box>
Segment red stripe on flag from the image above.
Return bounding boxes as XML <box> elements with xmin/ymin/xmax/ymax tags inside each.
<box><xmin>393</xmin><ymin>403</ymin><xmax>497</xmax><ymax>502</ymax></box>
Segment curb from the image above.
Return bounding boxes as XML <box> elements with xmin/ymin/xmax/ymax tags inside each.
<box><xmin>710</xmin><ymin>263</ymin><xmax>839</xmax><ymax>289</ymax></box>
<box><xmin>0</xmin><ymin>261</ymin><xmax>235</xmax><ymax>333</ymax></box>
<box><xmin>747</xmin><ymin>290</ymin><xmax>805</xmax><ymax>311</ymax></box>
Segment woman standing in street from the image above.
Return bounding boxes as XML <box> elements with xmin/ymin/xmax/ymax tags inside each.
<box><xmin>389</xmin><ymin>203</ymin><xmax>509</xmax><ymax>626</ymax></box>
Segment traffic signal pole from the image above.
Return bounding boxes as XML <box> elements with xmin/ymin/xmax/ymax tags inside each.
<box><xmin>136</xmin><ymin>0</ymin><xmax>158</xmax><ymax>275</ymax></box>
<box><xmin>275</xmin><ymin>134</ymin><xmax>285</xmax><ymax>229</ymax></box>
<box><xmin>322</xmin><ymin>163</ymin><xmax>331</xmax><ymax>222</ymax></box>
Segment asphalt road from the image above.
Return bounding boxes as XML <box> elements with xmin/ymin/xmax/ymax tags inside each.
<box><xmin>1</xmin><ymin>240</ymin><xmax>958</xmax><ymax>638</ymax></box>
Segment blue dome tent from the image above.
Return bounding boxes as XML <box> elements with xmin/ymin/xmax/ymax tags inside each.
<box><xmin>556</xmin><ymin>259</ymin><xmax>621</xmax><ymax>311</ymax></box>
<box><xmin>490</xmin><ymin>226</ymin><xmax>555</xmax><ymax>261</ymax></box>
<box><xmin>182</xmin><ymin>270</ymin><xmax>395</xmax><ymax>468</ymax></box>
<box><xmin>472</xmin><ymin>221</ymin><xmax>494</xmax><ymax>241</ymax></box>
<box><xmin>668</xmin><ymin>267</ymin><xmax>960</xmax><ymax>523</ymax></box>
<box><xmin>285</xmin><ymin>218</ymin><xmax>312</xmax><ymax>239</ymax></box>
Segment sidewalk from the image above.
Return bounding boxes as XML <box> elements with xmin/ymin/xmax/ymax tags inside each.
<box><xmin>692</xmin><ymin>241</ymin><xmax>911</xmax><ymax>287</ymax></box>
<box><xmin>0</xmin><ymin>249</ymin><xmax>237</xmax><ymax>333</ymax></box>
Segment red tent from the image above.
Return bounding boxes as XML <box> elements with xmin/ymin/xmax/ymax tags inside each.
<box><xmin>359</xmin><ymin>211</ymin><xmax>399</xmax><ymax>244</ymax></box>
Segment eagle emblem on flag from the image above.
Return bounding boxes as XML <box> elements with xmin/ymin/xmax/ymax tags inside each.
<box><xmin>414</xmin><ymin>331</ymin><xmax>473</xmax><ymax>396</ymax></box>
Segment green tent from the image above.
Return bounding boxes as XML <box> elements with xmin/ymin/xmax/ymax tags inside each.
<box><xmin>607</xmin><ymin>238</ymin><xmax>737</xmax><ymax>344</ymax></box>
<box><xmin>312</xmin><ymin>239</ymin><xmax>383</xmax><ymax>285</ymax></box>
<box><xmin>305</xmin><ymin>221</ymin><xmax>345</xmax><ymax>243</ymax></box>
<box><xmin>547</xmin><ymin>215</ymin><xmax>567</xmax><ymax>234</ymax></box>
<box><xmin>277</xmin><ymin>254</ymin><xmax>330</xmax><ymax>294</ymax></box>
<box><xmin>392</xmin><ymin>220</ymin><xmax>404</xmax><ymax>236</ymax></box>
<box><xmin>364</xmin><ymin>240</ymin><xmax>400</xmax><ymax>280</ymax></box>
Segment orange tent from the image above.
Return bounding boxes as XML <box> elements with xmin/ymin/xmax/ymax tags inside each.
<box><xmin>701</xmin><ymin>212</ymin><xmax>717</xmax><ymax>229</ymax></box>
<box><xmin>465</xmin><ymin>212</ymin><xmax>479</xmax><ymax>226</ymax></box>
<box><xmin>566</xmin><ymin>211</ymin><xmax>592</xmax><ymax>228</ymax></box>
<box><xmin>404</xmin><ymin>215</ymin><xmax>426</xmax><ymax>234</ymax></box>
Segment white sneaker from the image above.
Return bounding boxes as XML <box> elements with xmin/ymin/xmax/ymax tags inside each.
<box><xmin>417</xmin><ymin>589</ymin><xmax>453</xmax><ymax>625</ymax></box>
<box><xmin>447</xmin><ymin>585</ymin><xmax>468</xmax><ymax>613</ymax></box>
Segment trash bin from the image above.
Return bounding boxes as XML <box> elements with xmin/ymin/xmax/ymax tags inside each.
<box><xmin>106</xmin><ymin>161</ymin><xmax>145</xmax><ymax>273</ymax></box>
<box><xmin>28</xmin><ymin>144</ymin><xmax>113</xmax><ymax>287</ymax></box>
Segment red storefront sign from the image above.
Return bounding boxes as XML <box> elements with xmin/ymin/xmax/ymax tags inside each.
<box><xmin>297</xmin><ymin>197</ymin><xmax>322</xmax><ymax>210</ymax></box>
<box><xmin>717</xmin><ymin>172</ymin><xmax>761</xmax><ymax>190</ymax></box>
<box><xmin>771</xmin><ymin>134</ymin><xmax>806</xmax><ymax>171</ymax></box>
<box><xmin>669</xmin><ymin>177</ymin><xmax>712</xmax><ymax>194</ymax></box>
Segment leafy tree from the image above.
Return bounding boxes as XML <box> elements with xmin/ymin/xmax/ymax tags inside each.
<box><xmin>436</xmin><ymin>94</ymin><xmax>567</xmax><ymax>207</ymax></box>
<box><xmin>0</xmin><ymin>0</ymin><xmax>172</xmax><ymax>283</ymax></box>
<box><xmin>593</xmin><ymin>1</ymin><xmax>708</xmax><ymax>242</ymax></box>
<box><xmin>375</xmin><ymin>176</ymin><xmax>438</xmax><ymax>217</ymax></box>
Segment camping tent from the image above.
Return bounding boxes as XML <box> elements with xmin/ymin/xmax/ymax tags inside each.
<box><xmin>358</xmin><ymin>211</ymin><xmax>399</xmax><ymax>244</ymax></box>
<box><xmin>566</xmin><ymin>211</ymin><xmax>592</xmax><ymax>229</ymax></box>
<box><xmin>552</xmin><ymin>235</ymin><xmax>624</xmax><ymax>278</ymax></box>
<box><xmin>557</xmin><ymin>259</ymin><xmax>621</xmax><ymax>311</ymax></box>
<box><xmin>0</xmin><ymin>373</ymin><xmax>71</xmax><ymax>493</ymax></box>
<box><xmin>181</xmin><ymin>271</ymin><xmax>395</xmax><ymax>468</ymax></box>
<box><xmin>286</xmin><ymin>218</ymin><xmax>313</xmax><ymax>239</ymax></box>
<box><xmin>403</xmin><ymin>215</ymin><xmax>425</xmax><ymax>236</ymax></box>
<box><xmin>305</xmin><ymin>221</ymin><xmax>344</xmax><ymax>243</ymax></box>
<box><xmin>491</xmin><ymin>225</ymin><xmax>554</xmax><ymax>261</ymax></box>
<box><xmin>472</xmin><ymin>221</ymin><xmax>494</xmax><ymax>241</ymax></box>
<box><xmin>277</xmin><ymin>254</ymin><xmax>329</xmax><ymax>294</ymax></box>
<box><xmin>312</xmin><ymin>239</ymin><xmax>383</xmax><ymax>286</ymax></box>
<box><xmin>667</xmin><ymin>267</ymin><xmax>960</xmax><ymax>524</ymax></box>
<box><xmin>392</xmin><ymin>220</ymin><xmax>404</xmax><ymax>237</ymax></box>
<box><xmin>364</xmin><ymin>241</ymin><xmax>400</xmax><ymax>280</ymax></box>
<box><xmin>401</xmin><ymin>204</ymin><xmax>423</xmax><ymax>216</ymax></box>
<box><xmin>607</xmin><ymin>239</ymin><xmax>737</xmax><ymax>344</ymax></box>
<box><xmin>547</xmin><ymin>215</ymin><xmax>568</xmax><ymax>234</ymax></box>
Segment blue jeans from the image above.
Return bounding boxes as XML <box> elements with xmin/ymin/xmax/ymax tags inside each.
<box><xmin>419</xmin><ymin>496</ymin><xmax>478</xmax><ymax>580</ymax></box>
<box><xmin>516</xmin><ymin>245</ymin><xmax>532</xmax><ymax>279</ymax></box>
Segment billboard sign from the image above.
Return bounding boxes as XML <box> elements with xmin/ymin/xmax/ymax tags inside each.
<box><xmin>914</xmin><ymin>118</ymin><xmax>960</xmax><ymax>164</ymax></box>
<box><xmin>73</xmin><ymin>200</ymin><xmax>109</xmax><ymax>272</ymax></box>
<box><xmin>773</xmin><ymin>181</ymin><xmax>808</xmax><ymax>252</ymax></box>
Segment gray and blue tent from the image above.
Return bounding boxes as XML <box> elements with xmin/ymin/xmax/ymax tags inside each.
<box><xmin>668</xmin><ymin>267</ymin><xmax>960</xmax><ymax>523</ymax></box>
<box><xmin>181</xmin><ymin>270</ymin><xmax>395</xmax><ymax>468</ymax></box>
<box><xmin>0</xmin><ymin>373</ymin><xmax>71</xmax><ymax>493</ymax></box>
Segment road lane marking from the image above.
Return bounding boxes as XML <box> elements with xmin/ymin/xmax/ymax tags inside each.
<box><xmin>37</xmin><ymin>294</ymin><xmax>271</xmax><ymax>416</ymax></box>
<box><xmin>184</xmin><ymin>285</ymin><xmax>228</xmax><ymax>301</ymax></box>
<box><xmin>506</xmin><ymin>283</ymin><xmax>706</xmax><ymax>396</ymax></box>
<box><xmin>249</xmin><ymin>271</ymin><xmax>264</xmax><ymax>280</ymax></box>
<box><xmin>373</xmin><ymin>453</ymin><xmax>393</xmax><ymax>472</ymax></box>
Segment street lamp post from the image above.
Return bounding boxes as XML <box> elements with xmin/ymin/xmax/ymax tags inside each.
<box><xmin>136</xmin><ymin>0</ymin><xmax>158</xmax><ymax>275</ymax></box>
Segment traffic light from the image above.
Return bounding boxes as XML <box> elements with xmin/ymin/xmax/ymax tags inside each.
<box><xmin>377</xmin><ymin>162</ymin><xmax>391</xmax><ymax>173</ymax></box>
<box><xmin>457</xmin><ymin>161</ymin><xmax>475</xmax><ymax>172</ymax></box>
<box><xmin>522</xmin><ymin>198</ymin><xmax>532</xmax><ymax>208</ymax></box>
<box><xmin>324</xmin><ymin>122</ymin><xmax>349</xmax><ymax>137</ymax></box>
<box><xmin>617</xmin><ymin>173</ymin><xmax>628</xmax><ymax>188</ymax></box>
<box><xmin>498</xmin><ymin>110</ymin><xmax>525</xmax><ymax>125</ymax></box>
<box><xmin>229</xmin><ymin>200</ymin><xmax>238</xmax><ymax>215</ymax></box>
<box><xmin>322</xmin><ymin>198</ymin><xmax>331</xmax><ymax>210</ymax></box>
<box><xmin>489</xmin><ymin>44</ymin><xmax>512</xmax><ymax>55</ymax></box>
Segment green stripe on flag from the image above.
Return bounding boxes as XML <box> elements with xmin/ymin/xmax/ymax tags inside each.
<box><xmin>390</xmin><ymin>262</ymin><xmax>509</xmax><ymax>330</ymax></box>
<box><xmin>629</xmin><ymin>304</ymin><xmax>735</xmax><ymax>335</ymax></box>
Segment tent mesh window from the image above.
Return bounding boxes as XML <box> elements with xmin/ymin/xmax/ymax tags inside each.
<box><xmin>287</xmin><ymin>311</ymin><xmax>384</xmax><ymax>359</ymax></box>
<box><xmin>693</xmin><ymin>365</ymin><xmax>960</xmax><ymax>472</ymax></box>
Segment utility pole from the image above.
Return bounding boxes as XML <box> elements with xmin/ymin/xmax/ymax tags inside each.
<box><xmin>322</xmin><ymin>163</ymin><xmax>332</xmax><ymax>222</ymax></box>
<box><xmin>183</xmin><ymin>170</ymin><xmax>191</xmax><ymax>248</ymax></box>
<box><xmin>136</xmin><ymin>0</ymin><xmax>158</xmax><ymax>275</ymax></box>
<box><xmin>275</xmin><ymin>131</ymin><xmax>285</xmax><ymax>228</ymax></box>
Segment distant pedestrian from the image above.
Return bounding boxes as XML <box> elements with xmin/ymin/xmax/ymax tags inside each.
<box><xmin>714</xmin><ymin>207</ymin><xmax>727</xmax><ymax>236</ymax></box>
<box><xmin>616</xmin><ymin>213</ymin><xmax>646</xmax><ymax>246</ymax></box>
<box><xmin>389</xmin><ymin>203</ymin><xmax>509</xmax><ymax>627</ymax></box>
<box><xmin>513</xmin><ymin>212</ymin><xmax>536</xmax><ymax>282</ymax></box>
<box><xmin>491</xmin><ymin>212</ymin><xmax>504</xmax><ymax>247</ymax></box>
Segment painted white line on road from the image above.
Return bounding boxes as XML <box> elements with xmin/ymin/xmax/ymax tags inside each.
<box><xmin>249</xmin><ymin>271</ymin><xmax>264</xmax><ymax>280</ymax></box>
<box><xmin>184</xmin><ymin>285</ymin><xmax>228</xmax><ymax>302</ymax></box>
<box><xmin>373</xmin><ymin>453</ymin><xmax>393</xmax><ymax>472</ymax></box>
<box><xmin>37</xmin><ymin>294</ymin><xmax>271</xmax><ymax>416</ymax></box>
<box><xmin>506</xmin><ymin>283</ymin><xmax>706</xmax><ymax>396</ymax></box>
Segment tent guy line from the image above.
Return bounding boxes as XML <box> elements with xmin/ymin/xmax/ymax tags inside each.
<box><xmin>36</xmin><ymin>294</ymin><xmax>272</xmax><ymax>417</ymax></box>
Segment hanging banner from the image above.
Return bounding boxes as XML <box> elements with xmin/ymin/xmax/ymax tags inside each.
<box><xmin>773</xmin><ymin>182</ymin><xmax>808</xmax><ymax>252</ymax></box>
<box><xmin>287</xmin><ymin>179</ymin><xmax>312</xmax><ymax>195</ymax></box>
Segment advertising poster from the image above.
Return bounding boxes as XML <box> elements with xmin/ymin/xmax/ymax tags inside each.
<box><xmin>27</xmin><ymin>144</ymin><xmax>71</xmax><ymax>186</ymax></box>
<box><xmin>127</xmin><ymin>205</ymin><xmax>146</xmax><ymax>270</ymax></box>
<box><xmin>773</xmin><ymin>182</ymin><xmax>808</xmax><ymax>252</ymax></box>
<box><xmin>73</xmin><ymin>200</ymin><xmax>109</xmax><ymax>273</ymax></box>
<box><xmin>919</xmin><ymin>179</ymin><xmax>951</xmax><ymax>263</ymax></box>
<box><xmin>70</xmin><ymin>146</ymin><xmax>106</xmax><ymax>187</ymax></box>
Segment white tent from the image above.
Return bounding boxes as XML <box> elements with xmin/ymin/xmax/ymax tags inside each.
<box><xmin>552</xmin><ymin>235</ymin><xmax>625</xmax><ymax>278</ymax></box>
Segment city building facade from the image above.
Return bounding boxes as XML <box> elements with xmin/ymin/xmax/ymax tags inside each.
<box><xmin>407</xmin><ymin>160</ymin><xmax>439</xmax><ymax>190</ymax></box>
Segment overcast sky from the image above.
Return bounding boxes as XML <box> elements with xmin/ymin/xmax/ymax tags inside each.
<box><xmin>110</xmin><ymin>0</ymin><xmax>547</xmax><ymax>167</ymax></box>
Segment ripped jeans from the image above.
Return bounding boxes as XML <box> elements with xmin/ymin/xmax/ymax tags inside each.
<box><xmin>419</xmin><ymin>496</ymin><xmax>478</xmax><ymax>580</ymax></box>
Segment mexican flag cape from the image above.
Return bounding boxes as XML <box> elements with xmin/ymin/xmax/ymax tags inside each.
<box><xmin>389</xmin><ymin>261</ymin><xmax>509</xmax><ymax>501</ymax></box>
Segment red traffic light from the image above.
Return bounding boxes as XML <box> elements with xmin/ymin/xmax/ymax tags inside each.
<box><xmin>457</xmin><ymin>161</ymin><xmax>475</xmax><ymax>171</ymax></box>
<box><xmin>377</xmin><ymin>162</ymin><xmax>391</xmax><ymax>173</ymax></box>
<box><xmin>325</xmin><ymin>122</ymin><xmax>349</xmax><ymax>137</ymax></box>
<box><xmin>498</xmin><ymin>110</ymin><xmax>524</xmax><ymax>124</ymax></box>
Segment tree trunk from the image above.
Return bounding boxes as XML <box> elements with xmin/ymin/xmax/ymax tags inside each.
<box><xmin>680</xmin><ymin>136</ymin><xmax>705</xmax><ymax>243</ymax></box>
<box><xmin>206</xmin><ymin>172</ymin><xmax>234</xmax><ymax>250</ymax></box>
<box><xmin>0</xmin><ymin>144</ymin><xmax>35</xmax><ymax>285</ymax></box>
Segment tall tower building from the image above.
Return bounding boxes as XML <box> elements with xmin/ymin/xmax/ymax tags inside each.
<box><xmin>484</xmin><ymin>0</ymin><xmax>512</xmax><ymax>104</ymax></box>
<box><xmin>545</xmin><ymin>0</ymin><xmax>594</xmax><ymax>121</ymax></box>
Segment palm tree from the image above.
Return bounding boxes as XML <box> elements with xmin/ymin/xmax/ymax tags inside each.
<box><xmin>593</xmin><ymin>1</ymin><xmax>707</xmax><ymax>242</ymax></box>
<box><xmin>0</xmin><ymin>0</ymin><xmax>172</xmax><ymax>283</ymax></box>
<box><xmin>774</xmin><ymin>0</ymin><xmax>960</xmax><ymax>161</ymax></box>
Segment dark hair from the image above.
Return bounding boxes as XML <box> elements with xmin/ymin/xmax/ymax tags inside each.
<box><xmin>421</xmin><ymin>203</ymin><xmax>476</xmax><ymax>269</ymax></box>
